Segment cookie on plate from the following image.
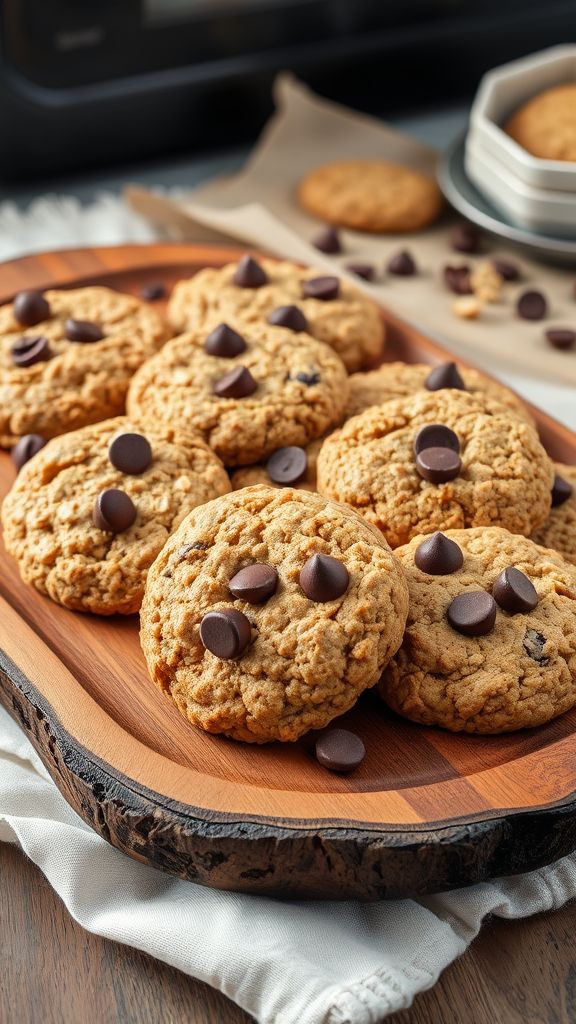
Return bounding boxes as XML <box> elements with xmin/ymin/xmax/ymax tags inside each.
<box><xmin>0</xmin><ymin>286</ymin><xmax>170</xmax><ymax>446</ymax></box>
<box><xmin>531</xmin><ymin>465</ymin><xmax>576</xmax><ymax>566</ymax></box>
<box><xmin>297</xmin><ymin>159</ymin><xmax>443</xmax><ymax>233</ymax></box>
<box><xmin>316</xmin><ymin>389</ymin><xmax>553</xmax><ymax>548</ymax></box>
<box><xmin>127</xmin><ymin>320</ymin><xmax>348</xmax><ymax>466</ymax></box>
<box><xmin>505</xmin><ymin>84</ymin><xmax>576</xmax><ymax>162</ymax></box>
<box><xmin>230</xmin><ymin>436</ymin><xmax>326</xmax><ymax>493</ymax></box>
<box><xmin>2</xmin><ymin>417</ymin><xmax>230</xmax><ymax>615</ymax></box>
<box><xmin>140</xmin><ymin>485</ymin><xmax>409</xmax><ymax>743</ymax></box>
<box><xmin>379</xmin><ymin>527</ymin><xmax>576</xmax><ymax>733</ymax></box>
<box><xmin>167</xmin><ymin>256</ymin><xmax>384</xmax><ymax>372</ymax></box>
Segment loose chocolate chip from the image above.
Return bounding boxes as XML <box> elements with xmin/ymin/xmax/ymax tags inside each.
<box><xmin>444</xmin><ymin>265</ymin><xmax>472</xmax><ymax>295</ymax></box>
<box><xmin>200</xmin><ymin>607</ymin><xmax>252</xmax><ymax>659</ymax></box>
<box><xmin>545</xmin><ymin>328</ymin><xmax>575</xmax><ymax>351</ymax></box>
<box><xmin>523</xmin><ymin>628</ymin><xmax>549</xmax><ymax>664</ymax></box>
<box><xmin>450</xmin><ymin>223</ymin><xmax>480</xmax><ymax>254</ymax></box>
<box><xmin>233</xmin><ymin>255</ymin><xmax>268</xmax><ymax>288</ymax></box>
<box><xmin>11</xmin><ymin>434</ymin><xmax>46</xmax><ymax>472</ymax></box>
<box><xmin>492</xmin><ymin>258</ymin><xmax>520</xmax><ymax>282</ymax></box>
<box><xmin>214</xmin><ymin>365</ymin><xmax>257</xmax><ymax>398</ymax></box>
<box><xmin>517</xmin><ymin>290</ymin><xmax>547</xmax><ymax>321</ymax></box>
<box><xmin>414</xmin><ymin>532</ymin><xmax>463</xmax><ymax>575</ymax></box>
<box><xmin>346</xmin><ymin>262</ymin><xmax>375</xmax><ymax>281</ymax></box>
<box><xmin>266</xmin><ymin>446</ymin><xmax>307</xmax><ymax>485</ymax></box>
<box><xmin>292</xmin><ymin>370</ymin><xmax>320</xmax><ymax>386</ymax></box>
<box><xmin>139</xmin><ymin>281</ymin><xmax>166</xmax><ymax>301</ymax></box>
<box><xmin>229</xmin><ymin>564</ymin><xmax>278</xmax><ymax>603</ymax></box>
<box><xmin>387</xmin><ymin>250</ymin><xmax>416</xmax><ymax>276</ymax></box>
<box><xmin>13</xmin><ymin>290</ymin><xmax>50</xmax><ymax>327</ymax></box>
<box><xmin>64</xmin><ymin>318</ymin><xmax>104</xmax><ymax>343</ymax></box>
<box><xmin>425</xmin><ymin>361</ymin><xmax>465</xmax><ymax>392</ymax></box>
<box><xmin>108</xmin><ymin>432</ymin><xmax>152</xmax><ymax>475</ymax></box>
<box><xmin>205</xmin><ymin>323</ymin><xmax>247</xmax><ymax>357</ymax></box>
<box><xmin>302</xmin><ymin>276</ymin><xmax>340</xmax><ymax>301</ymax></box>
<box><xmin>267</xmin><ymin>305</ymin><xmax>309</xmax><ymax>332</ymax></box>
<box><xmin>447</xmin><ymin>591</ymin><xmax>497</xmax><ymax>637</ymax></box>
<box><xmin>299</xmin><ymin>553</ymin><xmax>349</xmax><ymax>602</ymax></box>
<box><xmin>551</xmin><ymin>473</ymin><xmax>573</xmax><ymax>507</ymax></box>
<box><xmin>312</xmin><ymin>226</ymin><xmax>341</xmax><ymax>254</ymax></box>
<box><xmin>11</xmin><ymin>336</ymin><xmax>52</xmax><ymax>367</ymax></box>
<box><xmin>414</xmin><ymin>423</ymin><xmax>460</xmax><ymax>455</ymax></box>
<box><xmin>415</xmin><ymin>447</ymin><xmax>461</xmax><ymax>483</ymax></box>
<box><xmin>493</xmin><ymin>566</ymin><xmax>538</xmax><ymax>614</ymax></box>
<box><xmin>315</xmin><ymin>728</ymin><xmax>366</xmax><ymax>773</ymax></box>
<box><xmin>92</xmin><ymin>488</ymin><xmax>137</xmax><ymax>533</ymax></box>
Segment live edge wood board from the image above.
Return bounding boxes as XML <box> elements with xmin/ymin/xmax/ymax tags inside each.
<box><xmin>1</xmin><ymin>243</ymin><xmax>576</xmax><ymax>901</ymax></box>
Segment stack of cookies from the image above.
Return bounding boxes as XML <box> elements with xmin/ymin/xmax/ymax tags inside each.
<box><xmin>2</xmin><ymin>255</ymin><xmax>576</xmax><ymax>767</ymax></box>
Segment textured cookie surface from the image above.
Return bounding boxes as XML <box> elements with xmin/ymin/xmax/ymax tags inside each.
<box><xmin>0</xmin><ymin>287</ymin><xmax>170</xmax><ymax>446</ymax></box>
<box><xmin>167</xmin><ymin>258</ymin><xmax>384</xmax><ymax>372</ymax></box>
<box><xmin>532</xmin><ymin>464</ymin><xmax>576</xmax><ymax>566</ymax></box>
<box><xmin>297</xmin><ymin>160</ymin><xmax>443</xmax><ymax>232</ymax></box>
<box><xmin>127</xmin><ymin>321</ymin><xmax>348</xmax><ymax>466</ymax></box>
<box><xmin>317</xmin><ymin>389</ymin><xmax>553</xmax><ymax>548</ymax></box>
<box><xmin>379</xmin><ymin>527</ymin><xmax>576</xmax><ymax>733</ymax></box>
<box><xmin>140</xmin><ymin>486</ymin><xmax>409</xmax><ymax>743</ymax></box>
<box><xmin>1</xmin><ymin>417</ymin><xmax>230</xmax><ymax>615</ymax></box>
<box><xmin>505</xmin><ymin>84</ymin><xmax>576</xmax><ymax>162</ymax></box>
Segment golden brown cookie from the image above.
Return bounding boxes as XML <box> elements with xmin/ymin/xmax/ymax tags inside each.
<box><xmin>230</xmin><ymin>436</ymin><xmax>326</xmax><ymax>493</ymax></box>
<box><xmin>297</xmin><ymin>159</ymin><xmax>443</xmax><ymax>232</ymax></box>
<box><xmin>379</xmin><ymin>527</ymin><xmax>576</xmax><ymax>733</ymax></box>
<box><xmin>531</xmin><ymin>464</ymin><xmax>576</xmax><ymax>565</ymax></box>
<box><xmin>140</xmin><ymin>485</ymin><xmax>409</xmax><ymax>743</ymax></box>
<box><xmin>505</xmin><ymin>84</ymin><xmax>576</xmax><ymax>162</ymax></box>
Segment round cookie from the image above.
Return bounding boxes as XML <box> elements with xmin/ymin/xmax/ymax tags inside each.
<box><xmin>1</xmin><ymin>417</ymin><xmax>231</xmax><ymax>615</ymax></box>
<box><xmin>297</xmin><ymin>160</ymin><xmax>443</xmax><ymax>233</ymax></box>
<box><xmin>140</xmin><ymin>485</ymin><xmax>409</xmax><ymax>743</ymax></box>
<box><xmin>230</xmin><ymin>436</ymin><xmax>326</xmax><ymax>493</ymax></box>
<box><xmin>127</xmin><ymin>320</ymin><xmax>348</xmax><ymax>466</ymax></box>
<box><xmin>0</xmin><ymin>287</ymin><xmax>170</xmax><ymax>447</ymax></box>
<box><xmin>316</xmin><ymin>389</ymin><xmax>554</xmax><ymax>548</ymax></box>
<box><xmin>167</xmin><ymin>257</ymin><xmax>384</xmax><ymax>373</ymax></box>
<box><xmin>531</xmin><ymin>464</ymin><xmax>576</xmax><ymax>566</ymax></box>
<box><xmin>379</xmin><ymin>527</ymin><xmax>576</xmax><ymax>733</ymax></box>
<box><xmin>505</xmin><ymin>84</ymin><xmax>576</xmax><ymax>162</ymax></box>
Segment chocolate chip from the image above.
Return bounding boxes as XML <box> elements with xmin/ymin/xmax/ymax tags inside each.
<box><xmin>315</xmin><ymin>728</ymin><xmax>366</xmax><ymax>773</ymax></box>
<box><xmin>204</xmin><ymin>323</ymin><xmax>247</xmax><ymax>357</ymax></box>
<box><xmin>450</xmin><ymin>223</ymin><xmax>480</xmax><ymax>254</ymax></box>
<box><xmin>292</xmin><ymin>370</ymin><xmax>320</xmax><ymax>386</ymax></box>
<box><xmin>492</xmin><ymin>258</ymin><xmax>520</xmax><ymax>282</ymax></box>
<box><xmin>139</xmin><ymin>282</ymin><xmax>166</xmax><ymax>301</ymax></box>
<box><xmin>517</xmin><ymin>290</ymin><xmax>547</xmax><ymax>321</ymax></box>
<box><xmin>447</xmin><ymin>591</ymin><xmax>497</xmax><ymax>636</ymax></box>
<box><xmin>346</xmin><ymin>262</ymin><xmax>375</xmax><ymax>281</ymax></box>
<box><xmin>299</xmin><ymin>553</ymin><xmax>349</xmax><ymax>602</ymax></box>
<box><xmin>92</xmin><ymin>488</ymin><xmax>137</xmax><ymax>533</ymax></box>
<box><xmin>387</xmin><ymin>250</ymin><xmax>416</xmax><ymax>276</ymax></box>
<box><xmin>200</xmin><ymin>608</ymin><xmax>252</xmax><ymax>659</ymax></box>
<box><xmin>312</xmin><ymin>226</ymin><xmax>341</xmax><ymax>254</ymax></box>
<box><xmin>551</xmin><ymin>473</ymin><xmax>573</xmax><ymax>507</ymax></box>
<box><xmin>493</xmin><ymin>566</ymin><xmax>538</xmax><ymax>614</ymax></box>
<box><xmin>414</xmin><ymin>532</ymin><xmax>463</xmax><ymax>575</ymax></box>
<box><xmin>13</xmin><ymin>290</ymin><xmax>50</xmax><ymax>327</ymax></box>
<box><xmin>414</xmin><ymin>424</ymin><xmax>460</xmax><ymax>455</ymax></box>
<box><xmin>214</xmin><ymin>366</ymin><xmax>257</xmax><ymax>398</ymax></box>
<box><xmin>415</xmin><ymin>447</ymin><xmax>461</xmax><ymax>483</ymax></box>
<box><xmin>229</xmin><ymin>564</ymin><xmax>278</xmax><ymax>603</ymax></box>
<box><xmin>425</xmin><ymin>362</ymin><xmax>465</xmax><ymax>392</ymax></box>
<box><xmin>233</xmin><ymin>255</ymin><xmax>268</xmax><ymax>288</ymax></box>
<box><xmin>444</xmin><ymin>265</ymin><xmax>472</xmax><ymax>295</ymax></box>
<box><xmin>64</xmin><ymin>318</ymin><xmax>104</xmax><ymax>343</ymax></box>
<box><xmin>267</xmin><ymin>305</ymin><xmax>308</xmax><ymax>332</ymax></box>
<box><xmin>266</xmin><ymin>446</ymin><xmax>307</xmax><ymax>485</ymax></box>
<box><xmin>108</xmin><ymin>432</ymin><xmax>152</xmax><ymax>475</ymax></box>
<box><xmin>545</xmin><ymin>328</ymin><xmax>575</xmax><ymax>351</ymax></box>
<box><xmin>11</xmin><ymin>434</ymin><xmax>46</xmax><ymax>472</ymax></box>
<box><xmin>302</xmin><ymin>276</ymin><xmax>340</xmax><ymax>301</ymax></box>
<box><xmin>523</xmin><ymin>628</ymin><xmax>549</xmax><ymax>664</ymax></box>
<box><xmin>11</xmin><ymin>336</ymin><xmax>52</xmax><ymax>367</ymax></box>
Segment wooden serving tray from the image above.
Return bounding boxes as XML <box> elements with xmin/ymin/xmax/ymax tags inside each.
<box><xmin>1</xmin><ymin>242</ymin><xmax>576</xmax><ymax>901</ymax></box>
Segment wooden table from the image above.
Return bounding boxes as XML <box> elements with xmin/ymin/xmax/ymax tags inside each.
<box><xmin>2</xmin><ymin>843</ymin><xmax>574</xmax><ymax>1024</ymax></box>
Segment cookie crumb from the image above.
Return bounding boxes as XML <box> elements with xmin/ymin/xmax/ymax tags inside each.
<box><xmin>453</xmin><ymin>296</ymin><xmax>482</xmax><ymax>319</ymax></box>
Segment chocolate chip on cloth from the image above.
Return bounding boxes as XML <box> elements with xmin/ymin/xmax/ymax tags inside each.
<box><xmin>139</xmin><ymin>486</ymin><xmax>409</xmax><ymax>743</ymax></box>
<box><xmin>230</xmin><ymin>435</ymin><xmax>327</xmax><ymax>493</ymax></box>
<box><xmin>0</xmin><ymin>286</ymin><xmax>169</xmax><ymax>447</ymax></box>
<box><xmin>1</xmin><ymin>416</ymin><xmax>230</xmax><ymax>615</ymax></box>
<box><xmin>127</xmin><ymin>321</ymin><xmax>348</xmax><ymax>466</ymax></box>
<box><xmin>531</xmin><ymin>464</ymin><xmax>576</xmax><ymax>567</ymax></box>
<box><xmin>379</xmin><ymin>527</ymin><xmax>576</xmax><ymax>733</ymax></box>
<box><xmin>317</xmin><ymin>389</ymin><xmax>553</xmax><ymax>548</ymax></box>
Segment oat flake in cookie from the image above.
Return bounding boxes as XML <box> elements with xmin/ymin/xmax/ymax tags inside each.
<box><xmin>1</xmin><ymin>417</ymin><xmax>230</xmax><ymax>615</ymax></box>
<box><xmin>139</xmin><ymin>486</ymin><xmax>409</xmax><ymax>743</ymax></box>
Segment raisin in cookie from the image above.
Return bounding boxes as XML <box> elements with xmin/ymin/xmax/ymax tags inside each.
<box><xmin>0</xmin><ymin>287</ymin><xmax>170</xmax><ymax>446</ymax></box>
<box><xmin>2</xmin><ymin>417</ymin><xmax>230</xmax><ymax>615</ymax></box>
<box><xmin>531</xmin><ymin>465</ymin><xmax>576</xmax><ymax>566</ymax></box>
<box><xmin>167</xmin><ymin>256</ymin><xmax>384</xmax><ymax>372</ymax></box>
<box><xmin>140</xmin><ymin>485</ymin><xmax>409</xmax><ymax>743</ymax></box>
<box><xmin>379</xmin><ymin>527</ymin><xmax>576</xmax><ymax>733</ymax></box>
<box><xmin>317</xmin><ymin>389</ymin><xmax>553</xmax><ymax>548</ymax></box>
<box><xmin>127</xmin><ymin>320</ymin><xmax>348</xmax><ymax>466</ymax></box>
<box><xmin>230</xmin><ymin>436</ymin><xmax>327</xmax><ymax>493</ymax></box>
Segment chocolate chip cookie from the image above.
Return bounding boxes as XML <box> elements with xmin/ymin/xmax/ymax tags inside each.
<box><xmin>505</xmin><ymin>84</ymin><xmax>576</xmax><ymax>162</ymax></box>
<box><xmin>531</xmin><ymin>464</ymin><xmax>576</xmax><ymax>566</ymax></box>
